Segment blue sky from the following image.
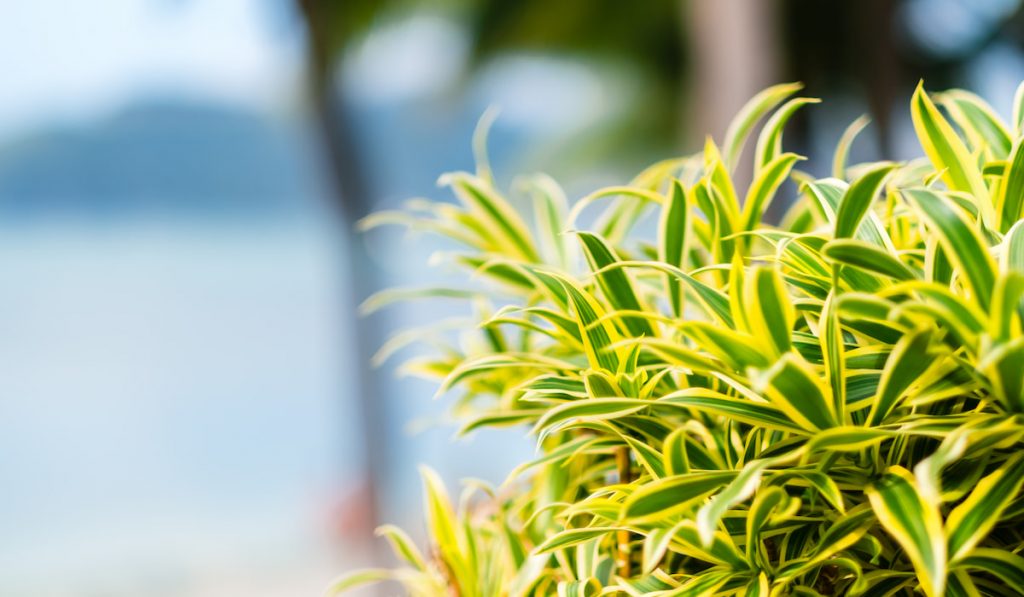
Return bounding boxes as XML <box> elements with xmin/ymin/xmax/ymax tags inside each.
<box><xmin>0</xmin><ymin>0</ymin><xmax>303</xmax><ymax>136</ymax></box>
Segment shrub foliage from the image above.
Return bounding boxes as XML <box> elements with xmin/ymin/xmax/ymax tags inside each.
<box><xmin>334</xmin><ymin>82</ymin><xmax>1024</xmax><ymax>596</ymax></box>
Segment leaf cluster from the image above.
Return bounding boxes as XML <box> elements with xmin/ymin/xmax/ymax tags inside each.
<box><xmin>333</xmin><ymin>81</ymin><xmax>1024</xmax><ymax>596</ymax></box>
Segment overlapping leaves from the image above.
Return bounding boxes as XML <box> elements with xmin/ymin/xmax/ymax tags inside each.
<box><xmin>332</xmin><ymin>81</ymin><xmax>1024</xmax><ymax>596</ymax></box>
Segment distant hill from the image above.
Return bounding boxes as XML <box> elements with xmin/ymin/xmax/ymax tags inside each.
<box><xmin>0</xmin><ymin>99</ymin><xmax>330</xmax><ymax>217</ymax></box>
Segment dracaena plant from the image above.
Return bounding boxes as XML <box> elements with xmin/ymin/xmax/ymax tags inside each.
<box><xmin>330</xmin><ymin>81</ymin><xmax>1024</xmax><ymax>597</ymax></box>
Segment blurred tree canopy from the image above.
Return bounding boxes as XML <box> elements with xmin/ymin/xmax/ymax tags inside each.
<box><xmin>296</xmin><ymin>0</ymin><xmax>686</xmax><ymax>217</ymax></box>
<box><xmin>298</xmin><ymin>0</ymin><xmax>1024</xmax><ymax>213</ymax></box>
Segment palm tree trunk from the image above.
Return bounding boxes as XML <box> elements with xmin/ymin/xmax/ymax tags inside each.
<box><xmin>684</xmin><ymin>0</ymin><xmax>781</xmax><ymax>190</ymax></box>
<box><xmin>297</xmin><ymin>0</ymin><xmax>384</xmax><ymax>551</ymax></box>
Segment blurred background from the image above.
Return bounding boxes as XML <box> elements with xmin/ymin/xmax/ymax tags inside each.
<box><xmin>2</xmin><ymin>1</ymin><xmax>1023</xmax><ymax>595</ymax></box>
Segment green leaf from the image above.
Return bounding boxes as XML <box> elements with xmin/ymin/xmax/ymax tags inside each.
<box><xmin>671</xmin><ymin>521</ymin><xmax>748</xmax><ymax>570</ymax></box>
<box><xmin>324</xmin><ymin>569</ymin><xmax>392</xmax><ymax>595</ymax></box>
<box><xmin>524</xmin><ymin>173</ymin><xmax>572</xmax><ymax>269</ymax></box>
<box><xmin>440</xmin><ymin>171</ymin><xmax>541</xmax><ymax>262</ymax></box>
<box><xmin>757</xmin><ymin>353</ymin><xmax>836</xmax><ymax>431</ymax></box>
<box><xmin>957</xmin><ymin>548</ymin><xmax>1024</xmax><ymax>593</ymax></box>
<box><xmin>703</xmin><ymin>140</ymin><xmax>741</xmax><ymax>231</ymax></box>
<box><xmin>680</xmin><ymin>322</ymin><xmax>769</xmax><ymax>370</ymax></box>
<box><xmin>745</xmin><ymin>487</ymin><xmax>793</xmax><ymax>567</ymax></box>
<box><xmin>657</xmin><ymin>388</ymin><xmax>804</xmax><ymax>434</ymax></box>
<box><xmin>944</xmin><ymin>570</ymin><xmax>979</xmax><ymax>597</ymax></box>
<box><xmin>804</xmin><ymin>176</ymin><xmax>894</xmax><ymax>250</ymax></box>
<box><xmin>833</xmin><ymin>115</ymin><xmax>871</xmax><ymax>180</ymax></box>
<box><xmin>622</xmin><ymin>472</ymin><xmax>738</xmax><ymax>523</ymax></box>
<box><xmin>806</xmin><ymin>427</ymin><xmax>896</xmax><ymax>453</ymax></box>
<box><xmin>568</xmin><ymin>186</ymin><xmax>664</xmax><ymax>231</ymax></box>
<box><xmin>822</xmin><ymin>239</ymin><xmax>918</xmax><ymax>282</ymax></box>
<box><xmin>625</xmin><ymin>338</ymin><xmax>722</xmax><ymax>373</ymax></box>
<box><xmin>867</xmin><ymin>466</ymin><xmax>947</xmax><ymax>597</ymax></box>
<box><xmin>359</xmin><ymin>287</ymin><xmax>481</xmax><ymax>315</ymax></box>
<box><xmin>743</xmin><ymin>265</ymin><xmax>795</xmax><ymax>357</ymax></box>
<box><xmin>728</xmin><ymin>252</ymin><xmax>751</xmax><ymax>334</ymax></box>
<box><xmin>818</xmin><ymin>293</ymin><xmax>846</xmax><ymax>421</ymax></box>
<box><xmin>938</xmin><ymin>90</ymin><xmax>1012</xmax><ymax>160</ymax></box>
<box><xmin>696</xmin><ymin>455</ymin><xmax>797</xmax><ymax>546</ymax></box>
<box><xmin>882</xmin><ymin>281</ymin><xmax>987</xmax><ymax>339</ymax></box>
<box><xmin>834</xmin><ymin>162</ymin><xmax>896</xmax><ymax>241</ymax></box>
<box><xmin>559</xmin><ymin>274</ymin><xmax>623</xmax><ymax>371</ymax></box>
<box><xmin>741</xmin><ymin>152</ymin><xmax>804</xmax><ymax>232</ymax></box>
<box><xmin>866</xmin><ymin>328</ymin><xmax>935</xmax><ymax>426</ymax></box>
<box><xmin>661</xmin><ymin>428</ymin><xmax>691</xmax><ymax>477</ymax></box>
<box><xmin>618</xmin><ymin>571</ymin><xmax>679</xmax><ymax>595</ymax></box>
<box><xmin>459</xmin><ymin>409</ymin><xmax>542</xmax><ymax>435</ymax></box>
<box><xmin>742</xmin><ymin>572</ymin><xmax>770</xmax><ymax>597</ymax></box>
<box><xmin>722</xmin><ymin>82</ymin><xmax>803</xmax><ymax>171</ymax></box>
<box><xmin>946</xmin><ymin>454</ymin><xmax>1024</xmax><ymax>562</ymax></box>
<box><xmin>659</xmin><ymin>179</ymin><xmax>690</xmax><ymax>316</ymax></box>
<box><xmin>902</xmin><ymin>188</ymin><xmax>997</xmax><ymax>309</ymax></box>
<box><xmin>557</xmin><ymin>577</ymin><xmax>602</xmax><ymax>597</ymax></box>
<box><xmin>533</xmin><ymin>398</ymin><xmax>649</xmax><ymax>437</ymax></box>
<box><xmin>991</xmin><ymin>272</ymin><xmax>1024</xmax><ymax>342</ymax></box>
<box><xmin>507</xmin><ymin>435</ymin><xmax>613</xmax><ymax>480</ymax></box>
<box><xmin>803</xmin><ymin>177</ymin><xmax>846</xmax><ymax>221</ymax></box>
<box><xmin>999</xmin><ymin>137</ymin><xmax>1024</xmax><ymax>231</ymax></box>
<box><xmin>642</xmin><ymin>522</ymin><xmax>686</xmax><ymax>575</ymax></box>
<box><xmin>980</xmin><ymin>336</ymin><xmax>1024</xmax><ymax>413</ymax></box>
<box><xmin>420</xmin><ymin>467</ymin><xmax>474</xmax><ymax>594</ymax></box>
<box><xmin>472</xmin><ymin>106</ymin><xmax>499</xmax><ymax>185</ymax></box>
<box><xmin>534</xmin><ymin>527</ymin><xmax>622</xmax><ymax>555</ymax></box>
<box><xmin>1014</xmin><ymin>80</ymin><xmax>1024</xmax><ymax>134</ymax></box>
<box><xmin>1003</xmin><ymin>219</ymin><xmax>1024</xmax><ymax>274</ymax></box>
<box><xmin>781</xmin><ymin>507</ymin><xmax>875</xmax><ymax>579</ymax></box>
<box><xmin>376</xmin><ymin>524</ymin><xmax>429</xmax><ymax>572</ymax></box>
<box><xmin>597</xmin><ymin>261</ymin><xmax>734</xmax><ymax>327</ymax></box>
<box><xmin>910</xmin><ymin>82</ymin><xmax>993</xmax><ymax>228</ymax></box>
<box><xmin>671</xmin><ymin>569</ymin><xmax>734</xmax><ymax>595</ymax></box>
<box><xmin>439</xmin><ymin>353</ymin><xmax>575</xmax><ymax>394</ymax></box>
<box><xmin>578</xmin><ymin>232</ymin><xmax>654</xmax><ymax>338</ymax></box>
<box><xmin>754</xmin><ymin>97</ymin><xmax>819</xmax><ymax>173</ymax></box>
